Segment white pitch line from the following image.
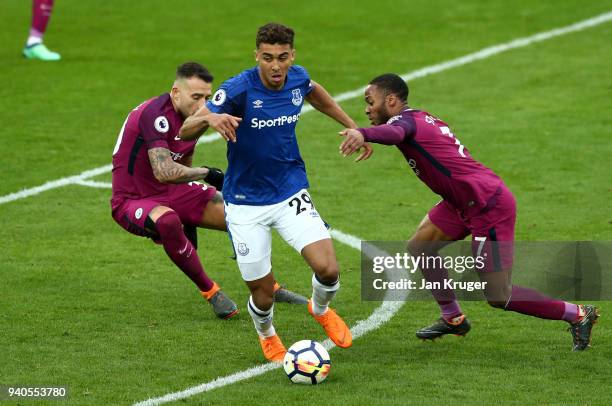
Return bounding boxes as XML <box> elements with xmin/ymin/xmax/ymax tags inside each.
<box><xmin>133</xmin><ymin>232</ymin><xmax>408</xmax><ymax>406</ymax></box>
<box><xmin>2</xmin><ymin>11</ymin><xmax>610</xmax><ymax>403</ymax></box>
<box><xmin>2</xmin><ymin>10</ymin><xmax>611</xmax><ymax>206</ymax></box>
<box><xmin>23</xmin><ymin>174</ymin><xmax>402</xmax><ymax>404</ymax></box>
<box><xmin>133</xmin><ymin>303</ymin><xmax>406</xmax><ymax>406</ymax></box>
<box><xmin>129</xmin><ymin>13</ymin><xmax>612</xmax><ymax>403</ymax></box>
<box><xmin>74</xmin><ymin>179</ymin><xmax>113</xmax><ymax>188</ymax></box>
<box><xmin>0</xmin><ymin>164</ymin><xmax>112</xmax><ymax>205</ymax></box>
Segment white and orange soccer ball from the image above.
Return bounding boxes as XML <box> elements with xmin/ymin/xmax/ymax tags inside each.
<box><xmin>283</xmin><ymin>340</ymin><xmax>331</xmax><ymax>385</ymax></box>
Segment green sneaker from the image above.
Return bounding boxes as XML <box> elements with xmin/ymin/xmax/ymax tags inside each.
<box><xmin>23</xmin><ymin>43</ymin><xmax>61</xmax><ymax>61</ymax></box>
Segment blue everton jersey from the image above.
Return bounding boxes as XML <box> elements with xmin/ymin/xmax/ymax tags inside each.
<box><xmin>206</xmin><ymin>65</ymin><xmax>314</xmax><ymax>205</ymax></box>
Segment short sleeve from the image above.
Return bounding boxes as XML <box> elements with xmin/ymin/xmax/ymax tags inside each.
<box><xmin>305</xmin><ymin>79</ymin><xmax>314</xmax><ymax>96</ymax></box>
<box><xmin>139</xmin><ymin>107</ymin><xmax>170</xmax><ymax>150</ymax></box>
<box><xmin>291</xmin><ymin>65</ymin><xmax>313</xmax><ymax>95</ymax></box>
<box><xmin>206</xmin><ymin>74</ymin><xmax>247</xmax><ymax>115</ymax></box>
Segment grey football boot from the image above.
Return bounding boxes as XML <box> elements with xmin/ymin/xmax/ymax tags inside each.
<box><xmin>202</xmin><ymin>285</ymin><xmax>239</xmax><ymax>319</ymax></box>
<box><xmin>274</xmin><ymin>284</ymin><xmax>308</xmax><ymax>305</ymax></box>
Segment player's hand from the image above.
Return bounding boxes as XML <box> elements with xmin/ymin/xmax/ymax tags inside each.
<box><xmin>207</xmin><ymin>113</ymin><xmax>242</xmax><ymax>143</ymax></box>
<box><xmin>339</xmin><ymin>129</ymin><xmax>369</xmax><ymax>161</ymax></box>
<box><xmin>355</xmin><ymin>142</ymin><xmax>373</xmax><ymax>162</ymax></box>
<box><xmin>203</xmin><ymin>166</ymin><xmax>224</xmax><ymax>191</ymax></box>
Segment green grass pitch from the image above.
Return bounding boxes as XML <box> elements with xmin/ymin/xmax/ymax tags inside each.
<box><xmin>1</xmin><ymin>1</ymin><xmax>611</xmax><ymax>404</ymax></box>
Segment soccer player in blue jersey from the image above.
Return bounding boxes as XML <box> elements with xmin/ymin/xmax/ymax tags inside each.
<box><xmin>179</xmin><ymin>23</ymin><xmax>371</xmax><ymax>362</ymax></box>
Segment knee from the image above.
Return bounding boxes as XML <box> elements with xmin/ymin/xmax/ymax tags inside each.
<box><xmin>251</xmin><ymin>288</ymin><xmax>274</xmax><ymax>311</ymax></box>
<box><xmin>483</xmin><ymin>286</ymin><xmax>511</xmax><ymax>309</ymax></box>
<box><xmin>407</xmin><ymin>239</ymin><xmax>436</xmax><ymax>257</ymax></box>
<box><xmin>487</xmin><ymin>300</ymin><xmax>507</xmax><ymax>309</ymax></box>
<box><xmin>406</xmin><ymin>239</ymin><xmax>421</xmax><ymax>256</ymax></box>
<box><xmin>314</xmin><ymin>262</ymin><xmax>339</xmax><ymax>284</ymax></box>
<box><xmin>248</xmin><ymin>276</ymin><xmax>275</xmax><ymax>311</ymax></box>
<box><xmin>155</xmin><ymin>210</ymin><xmax>182</xmax><ymax>235</ymax></box>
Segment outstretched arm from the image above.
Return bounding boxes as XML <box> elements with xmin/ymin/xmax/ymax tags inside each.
<box><xmin>306</xmin><ymin>81</ymin><xmax>357</xmax><ymax>128</ymax></box>
<box><xmin>179</xmin><ymin>105</ymin><xmax>242</xmax><ymax>142</ymax></box>
<box><xmin>339</xmin><ymin>125</ymin><xmax>406</xmax><ymax>157</ymax></box>
<box><xmin>358</xmin><ymin>124</ymin><xmax>407</xmax><ymax>145</ymax></box>
<box><xmin>307</xmin><ymin>81</ymin><xmax>373</xmax><ymax>161</ymax></box>
<box><xmin>179</xmin><ymin>109</ymin><xmax>210</xmax><ymax>141</ymax></box>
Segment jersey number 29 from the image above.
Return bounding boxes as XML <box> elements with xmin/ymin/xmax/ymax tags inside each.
<box><xmin>289</xmin><ymin>193</ymin><xmax>314</xmax><ymax>216</ymax></box>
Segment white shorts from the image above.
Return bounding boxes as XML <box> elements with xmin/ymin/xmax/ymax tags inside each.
<box><xmin>225</xmin><ymin>189</ymin><xmax>331</xmax><ymax>281</ymax></box>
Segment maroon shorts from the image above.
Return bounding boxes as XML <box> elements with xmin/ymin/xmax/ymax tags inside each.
<box><xmin>428</xmin><ymin>185</ymin><xmax>516</xmax><ymax>271</ymax></box>
<box><xmin>111</xmin><ymin>182</ymin><xmax>217</xmax><ymax>240</ymax></box>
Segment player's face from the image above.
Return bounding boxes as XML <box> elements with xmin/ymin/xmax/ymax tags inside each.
<box><xmin>172</xmin><ymin>77</ymin><xmax>213</xmax><ymax>118</ymax></box>
<box><xmin>255</xmin><ymin>43</ymin><xmax>295</xmax><ymax>90</ymax></box>
<box><xmin>364</xmin><ymin>85</ymin><xmax>391</xmax><ymax>125</ymax></box>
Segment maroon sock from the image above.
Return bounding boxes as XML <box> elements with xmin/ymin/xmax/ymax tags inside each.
<box><xmin>420</xmin><ymin>255</ymin><xmax>463</xmax><ymax>320</ymax></box>
<box><xmin>31</xmin><ymin>0</ymin><xmax>54</xmax><ymax>36</ymax></box>
<box><xmin>505</xmin><ymin>285</ymin><xmax>577</xmax><ymax>321</ymax></box>
<box><xmin>156</xmin><ymin>211</ymin><xmax>214</xmax><ymax>292</ymax></box>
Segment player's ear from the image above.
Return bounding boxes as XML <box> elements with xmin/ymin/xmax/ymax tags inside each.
<box><xmin>254</xmin><ymin>49</ymin><xmax>258</xmax><ymax>62</ymax></box>
<box><xmin>170</xmin><ymin>85</ymin><xmax>180</xmax><ymax>100</ymax></box>
<box><xmin>386</xmin><ymin>94</ymin><xmax>396</xmax><ymax>107</ymax></box>
<box><xmin>290</xmin><ymin>49</ymin><xmax>296</xmax><ymax>62</ymax></box>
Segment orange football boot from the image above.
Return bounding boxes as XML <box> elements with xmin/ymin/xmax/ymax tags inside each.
<box><xmin>308</xmin><ymin>300</ymin><xmax>353</xmax><ymax>348</ymax></box>
<box><xmin>258</xmin><ymin>334</ymin><xmax>287</xmax><ymax>363</ymax></box>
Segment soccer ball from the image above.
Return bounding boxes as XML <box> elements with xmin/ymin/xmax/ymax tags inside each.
<box><xmin>283</xmin><ymin>340</ymin><xmax>331</xmax><ymax>385</ymax></box>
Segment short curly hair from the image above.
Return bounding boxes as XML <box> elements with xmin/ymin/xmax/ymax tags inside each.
<box><xmin>256</xmin><ymin>23</ymin><xmax>294</xmax><ymax>48</ymax></box>
<box><xmin>176</xmin><ymin>62</ymin><xmax>213</xmax><ymax>83</ymax></box>
<box><xmin>369</xmin><ymin>73</ymin><xmax>409</xmax><ymax>103</ymax></box>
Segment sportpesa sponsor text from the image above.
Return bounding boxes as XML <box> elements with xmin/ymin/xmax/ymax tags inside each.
<box><xmin>251</xmin><ymin>113</ymin><xmax>301</xmax><ymax>129</ymax></box>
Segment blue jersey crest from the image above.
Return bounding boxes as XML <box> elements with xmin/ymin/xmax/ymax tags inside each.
<box><xmin>206</xmin><ymin>65</ymin><xmax>314</xmax><ymax>205</ymax></box>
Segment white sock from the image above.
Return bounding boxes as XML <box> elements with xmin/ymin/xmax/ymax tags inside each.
<box><xmin>247</xmin><ymin>296</ymin><xmax>276</xmax><ymax>338</ymax></box>
<box><xmin>311</xmin><ymin>274</ymin><xmax>340</xmax><ymax>315</ymax></box>
<box><xmin>27</xmin><ymin>36</ymin><xmax>42</xmax><ymax>47</ymax></box>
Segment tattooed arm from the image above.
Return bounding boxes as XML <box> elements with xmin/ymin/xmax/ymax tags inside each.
<box><xmin>148</xmin><ymin>147</ymin><xmax>208</xmax><ymax>184</ymax></box>
<box><xmin>177</xmin><ymin>153</ymin><xmax>193</xmax><ymax>168</ymax></box>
